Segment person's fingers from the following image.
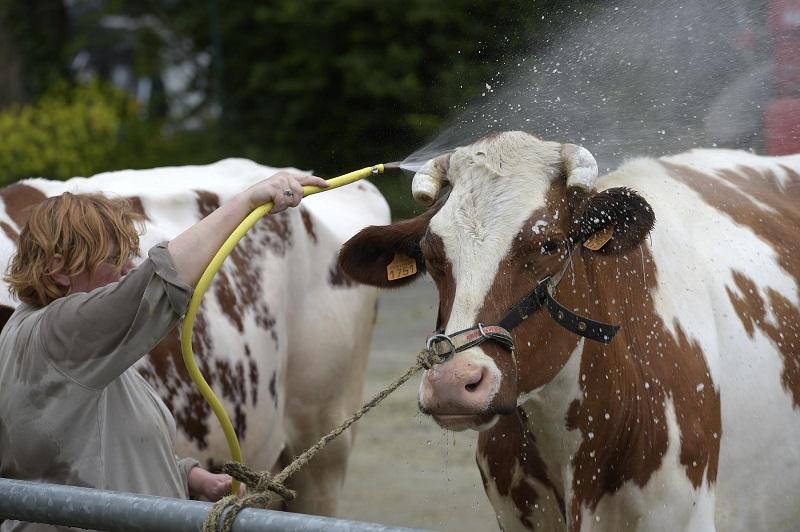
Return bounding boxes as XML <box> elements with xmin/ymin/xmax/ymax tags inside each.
<box><xmin>208</xmin><ymin>475</ymin><xmax>233</xmax><ymax>501</ymax></box>
<box><xmin>254</xmin><ymin>171</ymin><xmax>331</xmax><ymax>214</ymax></box>
<box><xmin>289</xmin><ymin>180</ymin><xmax>303</xmax><ymax>207</ymax></box>
<box><xmin>272</xmin><ymin>172</ymin><xmax>311</xmax><ymax>210</ymax></box>
<box><xmin>298</xmin><ymin>174</ymin><xmax>329</xmax><ymax>188</ymax></box>
<box><xmin>269</xmin><ymin>176</ymin><xmax>294</xmax><ymax>213</ymax></box>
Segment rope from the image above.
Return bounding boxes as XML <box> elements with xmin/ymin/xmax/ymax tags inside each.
<box><xmin>203</xmin><ymin>348</ymin><xmax>447</xmax><ymax>531</ymax></box>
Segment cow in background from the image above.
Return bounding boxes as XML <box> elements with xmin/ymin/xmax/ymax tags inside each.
<box><xmin>340</xmin><ymin>131</ymin><xmax>800</xmax><ymax>531</ymax></box>
<box><xmin>0</xmin><ymin>158</ymin><xmax>390</xmax><ymax>515</ymax></box>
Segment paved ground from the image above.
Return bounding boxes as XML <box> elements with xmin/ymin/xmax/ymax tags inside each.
<box><xmin>336</xmin><ymin>278</ymin><xmax>499</xmax><ymax>531</ymax></box>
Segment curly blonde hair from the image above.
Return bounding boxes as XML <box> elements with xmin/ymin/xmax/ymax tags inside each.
<box><xmin>5</xmin><ymin>192</ymin><xmax>144</xmax><ymax>307</ymax></box>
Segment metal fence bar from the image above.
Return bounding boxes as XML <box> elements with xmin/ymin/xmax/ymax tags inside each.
<box><xmin>0</xmin><ymin>478</ymin><xmax>429</xmax><ymax>532</ymax></box>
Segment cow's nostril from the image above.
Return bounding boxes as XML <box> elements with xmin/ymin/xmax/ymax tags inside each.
<box><xmin>465</xmin><ymin>373</ymin><xmax>483</xmax><ymax>393</ymax></box>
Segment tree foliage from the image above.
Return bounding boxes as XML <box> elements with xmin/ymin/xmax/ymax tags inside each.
<box><xmin>205</xmin><ymin>1</ymin><xmax>546</xmax><ymax>172</ymax></box>
<box><xmin>1</xmin><ymin>0</ymin><xmax>574</xmax><ymax>215</ymax></box>
<box><xmin>0</xmin><ymin>0</ymin><xmax>70</xmax><ymax>102</ymax></box>
<box><xmin>82</xmin><ymin>1</ymin><xmax>554</xmax><ymax>171</ymax></box>
<box><xmin>0</xmin><ymin>82</ymin><xmax>138</xmax><ymax>185</ymax></box>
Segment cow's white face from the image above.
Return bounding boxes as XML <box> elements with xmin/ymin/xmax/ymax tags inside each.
<box><xmin>428</xmin><ymin>134</ymin><xmax>563</xmax><ymax>333</ymax></box>
<box><xmin>418</xmin><ymin>133</ymin><xmax>565</xmax><ymax>430</ymax></box>
<box><xmin>340</xmin><ymin>130</ymin><xmax>654</xmax><ymax>432</ymax></box>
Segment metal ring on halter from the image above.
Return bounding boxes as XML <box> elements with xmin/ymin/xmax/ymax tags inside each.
<box><xmin>477</xmin><ymin>322</ymin><xmax>489</xmax><ymax>340</ymax></box>
<box><xmin>426</xmin><ymin>333</ymin><xmax>456</xmax><ymax>357</ymax></box>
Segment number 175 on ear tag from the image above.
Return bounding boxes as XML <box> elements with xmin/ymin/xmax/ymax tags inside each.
<box><xmin>387</xmin><ymin>252</ymin><xmax>417</xmax><ymax>281</ymax></box>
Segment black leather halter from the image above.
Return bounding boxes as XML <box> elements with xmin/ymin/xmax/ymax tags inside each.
<box><xmin>498</xmin><ymin>275</ymin><xmax>619</xmax><ymax>343</ymax></box>
<box><xmin>425</xmin><ymin>258</ymin><xmax>620</xmax><ymax>359</ymax></box>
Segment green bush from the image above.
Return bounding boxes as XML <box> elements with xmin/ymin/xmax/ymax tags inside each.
<box><xmin>0</xmin><ymin>82</ymin><xmax>142</xmax><ymax>184</ymax></box>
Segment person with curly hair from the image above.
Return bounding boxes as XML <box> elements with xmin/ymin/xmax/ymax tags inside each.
<box><xmin>0</xmin><ymin>171</ymin><xmax>326</xmax><ymax>531</ymax></box>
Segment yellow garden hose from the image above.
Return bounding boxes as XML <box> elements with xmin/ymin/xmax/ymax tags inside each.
<box><xmin>179</xmin><ymin>164</ymin><xmax>386</xmax><ymax>493</ymax></box>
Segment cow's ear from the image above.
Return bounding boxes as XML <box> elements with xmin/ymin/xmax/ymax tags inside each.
<box><xmin>568</xmin><ymin>187</ymin><xmax>655</xmax><ymax>254</ymax></box>
<box><xmin>339</xmin><ymin>215</ymin><xmax>429</xmax><ymax>288</ymax></box>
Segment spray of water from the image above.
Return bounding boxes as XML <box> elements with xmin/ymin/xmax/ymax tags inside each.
<box><xmin>402</xmin><ymin>0</ymin><xmax>772</xmax><ymax>173</ymax></box>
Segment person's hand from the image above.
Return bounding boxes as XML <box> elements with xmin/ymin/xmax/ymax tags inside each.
<box><xmin>188</xmin><ymin>467</ymin><xmax>246</xmax><ymax>501</ymax></box>
<box><xmin>245</xmin><ymin>171</ymin><xmax>329</xmax><ymax>213</ymax></box>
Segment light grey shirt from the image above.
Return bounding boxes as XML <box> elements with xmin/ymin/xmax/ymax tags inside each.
<box><xmin>0</xmin><ymin>243</ymin><xmax>198</xmax><ymax>531</ymax></box>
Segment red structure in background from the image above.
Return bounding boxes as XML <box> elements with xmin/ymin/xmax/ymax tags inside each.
<box><xmin>766</xmin><ymin>0</ymin><xmax>800</xmax><ymax>154</ymax></box>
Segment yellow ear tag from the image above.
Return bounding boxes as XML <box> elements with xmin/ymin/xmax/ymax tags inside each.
<box><xmin>387</xmin><ymin>252</ymin><xmax>418</xmax><ymax>281</ymax></box>
<box><xmin>583</xmin><ymin>224</ymin><xmax>615</xmax><ymax>251</ymax></box>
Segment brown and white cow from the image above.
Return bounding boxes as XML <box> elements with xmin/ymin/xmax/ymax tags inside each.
<box><xmin>0</xmin><ymin>158</ymin><xmax>390</xmax><ymax>515</ymax></box>
<box><xmin>340</xmin><ymin>131</ymin><xmax>800</xmax><ymax>531</ymax></box>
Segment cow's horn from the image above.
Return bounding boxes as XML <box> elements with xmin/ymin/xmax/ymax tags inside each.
<box><xmin>412</xmin><ymin>172</ymin><xmax>440</xmax><ymax>206</ymax></box>
<box><xmin>411</xmin><ymin>154</ymin><xmax>450</xmax><ymax>206</ymax></box>
<box><xmin>562</xmin><ymin>144</ymin><xmax>598</xmax><ymax>190</ymax></box>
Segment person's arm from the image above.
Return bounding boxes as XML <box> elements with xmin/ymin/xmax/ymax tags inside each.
<box><xmin>37</xmin><ymin>171</ymin><xmax>326</xmax><ymax>389</ymax></box>
<box><xmin>168</xmin><ymin>171</ymin><xmax>328</xmax><ymax>287</ymax></box>
<box><xmin>37</xmin><ymin>243</ymin><xmax>193</xmax><ymax>389</ymax></box>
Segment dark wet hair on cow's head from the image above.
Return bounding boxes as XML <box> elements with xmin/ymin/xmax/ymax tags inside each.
<box><xmin>568</xmin><ymin>187</ymin><xmax>655</xmax><ymax>254</ymax></box>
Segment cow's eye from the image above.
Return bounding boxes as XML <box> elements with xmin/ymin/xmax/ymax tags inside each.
<box><xmin>540</xmin><ymin>239</ymin><xmax>563</xmax><ymax>255</ymax></box>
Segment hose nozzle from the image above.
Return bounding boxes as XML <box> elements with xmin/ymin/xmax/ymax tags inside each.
<box><xmin>382</xmin><ymin>162</ymin><xmax>403</xmax><ymax>171</ymax></box>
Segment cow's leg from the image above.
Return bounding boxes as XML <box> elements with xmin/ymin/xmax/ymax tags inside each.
<box><xmin>477</xmin><ymin>411</ymin><xmax>567</xmax><ymax>531</ymax></box>
<box><xmin>577</xmin><ymin>488</ymin><xmax>716</xmax><ymax>532</ymax></box>
<box><xmin>281</xmin><ymin>293</ymin><xmax>375</xmax><ymax>516</ymax></box>
<box><xmin>283</xmin><ymin>418</ymin><xmax>355</xmax><ymax>515</ymax></box>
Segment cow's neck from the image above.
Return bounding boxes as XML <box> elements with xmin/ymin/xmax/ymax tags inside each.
<box><xmin>512</xmin><ymin>249</ymin><xmax>648</xmax><ymax>505</ymax></box>
<box><xmin>516</xmin><ymin>337</ymin><xmax>585</xmax><ymax>502</ymax></box>
<box><xmin>515</xmin><ymin>243</ymin><xmax>721</xmax><ymax>526</ymax></box>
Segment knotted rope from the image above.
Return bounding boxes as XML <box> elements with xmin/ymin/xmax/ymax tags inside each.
<box><xmin>203</xmin><ymin>348</ymin><xmax>446</xmax><ymax>532</ymax></box>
